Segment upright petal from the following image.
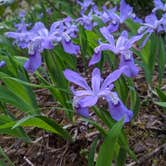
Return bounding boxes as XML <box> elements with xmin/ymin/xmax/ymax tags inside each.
<box><xmin>31</xmin><ymin>22</ymin><xmax>46</xmax><ymax>33</ymax></box>
<box><xmin>91</xmin><ymin>68</ymin><xmax>101</xmax><ymax>93</ymax></box>
<box><xmin>154</xmin><ymin>0</ymin><xmax>164</xmax><ymax>8</ymax></box>
<box><xmin>116</xmin><ymin>31</ymin><xmax>128</xmax><ymax>50</ymax></box>
<box><xmin>64</xmin><ymin>69</ymin><xmax>91</xmax><ymax>90</ymax></box>
<box><xmin>101</xmin><ymin>66</ymin><xmax>127</xmax><ymax>89</ymax></box>
<box><xmin>152</xmin><ymin>0</ymin><xmax>164</xmax><ymax>12</ymax></box>
<box><xmin>120</xmin><ymin>0</ymin><xmax>133</xmax><ymax>23</ymax></box>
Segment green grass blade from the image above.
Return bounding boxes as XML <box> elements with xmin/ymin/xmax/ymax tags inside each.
<box><xmin>96</xmin><ymin>120</ymin><xmax>124</xmax><ymax>166</ymax></box>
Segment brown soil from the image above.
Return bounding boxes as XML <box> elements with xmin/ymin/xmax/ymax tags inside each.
<box><xmin>0</xmin><ymin>68</ymin><xmax>166</xmax><ymax>166</ymax></box>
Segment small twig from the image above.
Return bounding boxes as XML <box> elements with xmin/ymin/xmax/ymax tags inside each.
<box><xmin>86</xmin><ymin>131</ymin><xmax>99</xmax><ymax>138</ymax></box>
<box><xmin>126</xmin><ymin>162</ymin><xmax>136</xmax><ymax>166</ymax></box>
<box><xmin>146</xmin><ymin>126</ymin><xmax>166</xmax><ymax>134</ymax></box>
<box><xmin>59</xmin><ymin>143</ymin><xmax>69</xmax><ymax>166</ymax></box>
<box><xmin>137</xmin><ymin>143</ymin><xmax>166</xmax><ymax>165</ymax></box>
<box><xmin>31</xmin><ymin>134</ymin><xmax>49</xmax><ymax>144</ymax></box>
<box><xmin>63</xmin><ymin>123</ymin><xmax>73</xmax><ymax>129</ymax></box>
<box><xmin>23</xmin><ymin>156</ymin><xmax>34</xmax><ymax>166</ymax></box>
<box><xmin>127</xmin><ymin>143</ymin><xmax>166</xmax><ymax>166</ymax></box>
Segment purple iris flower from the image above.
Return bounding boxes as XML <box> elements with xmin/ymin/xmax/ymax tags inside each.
<box><xmin>6</xmin><ymin>18</ymin><xmax>80</xmax><ymax>72</ymax></box>
<box><xmin>24</xmin><ymin>52</ymin><xmax>42</xmax><ymax>73</ymax></box>
<box><xmin>46</xmin><ymin>8</ymin><xmax>52</xmax><ymax>15</ymax></box>
<box><xmin>6</xmin><ymin>30</ymin><xmax>34</xmax><ymax>49</ymax></box>
<box><xmin>19</xmin><ymin>10</ymin><xmax>26</xmax><ymax>18</ymax></box>
<box><xmin>64</xmin><ymin>67</ymin><xmax>133</xmax><ymax>123</ymax></box>
<box><xmin>77</xmin><ymin>0</ymin><xmax>95</xmax><ymax>14</ymax></box>
<box><xmin>162</xmin><ymin>13</ymin><xmax>166</xmax><ymax>31</ymax></box>
<box><xmin>38</xmin><ymin>13</ymin><xmax>44</xmax><ymax>19</ymax></box>
<box><xmin>138</xmin><ymin>13</ymin><xmax>164</xmax><ymax>34</ymax></box>
<box><xmin>120</xmin><ymin>0</ymin><xmax>133</xmax><ymax>23</ymax></box>
<box><xmin>89</xmin><ymin>27</ymin><xmax>142</xmax><ymax>77</ymax></box>
<box><xmin>102</xmin><ymin>0</ymin><xmax>133</xmax><ymax>33</ymax></box>
<box><xmin>138</xmin><ymin>13</ymin><xmax>164</xmax><ymax>47</ymax></box>
<box><xmin>103</xmin><ymin>0</ymin><xmax>142</xmax><ymax>32</ymax></box>
<box><xmin>76</xmin><ymin>10</ymin><xmax>97</xmax><ymax>30</ymax></box>
<box><xmin>0</xmin><ymin>61</ymin><xmax>6</xmax><ymax>68</ymax></box>
<box><xmin>92</xmin><ymin>5</ymin><xmax>117</xmax><ymax>24</ymax></box>
<box><xmin>27</xmin><ymin>21</ymin><xmax>79</xmax><ymax>72</ymax></box>
<box><xmin>153</xmin><ymin>0</ymin><xmax>166</xmax><ymax>12</ymax></box>
<box><xmin>22</xmin><ymin>22</ymin><xmax>61</xmax><ymax>72</ymax></box>
<box><xmin>14</xmin><ymin>20</ymin><xmax>31</xmax><ymax>33</ymax></box>
<box><xmin>130</xmin><ymin>13</ymin><xmax>143</xmax><ymax>23</ymax></box>
<box><xmin>50</xmin><ymin>17</ymin><xmax>80</xmax><ymax>54</ymax></box>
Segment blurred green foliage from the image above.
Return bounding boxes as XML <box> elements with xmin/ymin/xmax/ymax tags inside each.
<box><xmin>126</xmin><ymin>0</ymin><xmax>154</xmax><ymax>17</ymax></box>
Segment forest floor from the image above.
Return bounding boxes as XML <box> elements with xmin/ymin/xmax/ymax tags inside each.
<box><xmin>0</xmin><ymin>67</ymin><xmax>166</xmax><ymax>166</ymax></box>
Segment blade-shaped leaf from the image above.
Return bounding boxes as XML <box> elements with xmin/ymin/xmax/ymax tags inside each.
<box><xmin>13</xmin><ymin>115</ymin><xmax>71</xmax><ymax>140</ymax></box>
<box><xmin>96</xmin><ymin>119</ymin><xmax>124</xmax><ymax>166</ymax></box>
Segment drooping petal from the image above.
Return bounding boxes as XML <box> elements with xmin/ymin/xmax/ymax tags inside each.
<box><xmin>89</xmin><ymin>43</ymin><xmax>114</xmax><ymax>66</ymax></box>
<box><xmin>91</xmin><ymin>68</ymin><xmax>101</xmax><ymax>93</ymax></box>
<box><xmin>41</xmin><ymin>38</ymin><xmax>54</xmax><ymax>50</ymax></box>
<box><xmin>62</xmin><ymin>40</ymin><xmax>80</xmax><ymax>55</ymax></box>
<box><xmin>76</xmin><ymin>106</ymin><xmax>89</xmax><ymax>118</ymax></box>
<box><xmin>119</xmin><ymin>53</ymin><xmax>139</xmax><ymax>78</ymax></box>
<box><xmin>107</xmin><ymin>92</ymin><xmax>133</xmax><ymax>123</ymax></box>
<box><xmin>89</xmin><ymin>51</ymin><xmax>102</xmax><ymax>66</ymax></box>
<box><xmin>101</xmin><ymin>66</ymin><xmax>127</xmax><ymax>89</ymax></box>
<box><xmin>0</xmin><ymin>61</ymin><xmax>6</xmax><ymax>68</ymax></box>
<box><xmin>109</xmin><ymin>100</ymin><xmax>133</xmax><ymax>123</ymax></box>
<box><xmin>106</xmin><ymin>22</ymin><xmax>119</xmax><ymax>33</ymax></box>
<box><xmin>116</xmin><ymin>31</ymin><xmax>128</xmax><ymax>50</ymax></box>
<box><xmin>64</xmin><ymin>69</ymin><xmax>91</xmax><ymax>90</ymax></box>
<box><xmin>73</xmin><ymin>95</ymin><xmax>90</xmax><ymax>117</ymax></box>
<box><xmin>132</xmin><ymin>15</ymin><xmax>143</xmax><ymax>23</ymax></box>
<box><xmin>24</xmin><ymin>52</ymin><xmax>42</xmax><ymax>73</ymax></box>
